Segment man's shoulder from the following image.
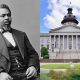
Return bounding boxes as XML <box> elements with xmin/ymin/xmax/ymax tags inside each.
<box><xmin>12</xmin><ymin>28</ymin><xmax>25</xmax><ymax>34</ymax></box>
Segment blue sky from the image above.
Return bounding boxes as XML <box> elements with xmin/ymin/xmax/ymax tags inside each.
<box><xmin>40</xmin><ymin>0</ymin><xmax>80</xmax><ymax>33</ymax></box>
<box><xmin>40</xmin><ymin>0</ymin><xmax>49</xmax><ymax>33</ymax></box>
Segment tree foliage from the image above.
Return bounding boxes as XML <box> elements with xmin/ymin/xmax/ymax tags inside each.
<box><xmin>41</xmin><ymin>47</ymin><xmax>49</xmax><ymax>59</ymax></box>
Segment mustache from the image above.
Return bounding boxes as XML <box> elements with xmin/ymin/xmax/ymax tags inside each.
<box><xmin>0</xmin><ymin>21</ymin><xmax>11</xmax><ymax>27</ymax></box>
<box><xmin>4</xmin><ymin>20</ymin><xmax>10</xmax><ymax>22</ymax></box>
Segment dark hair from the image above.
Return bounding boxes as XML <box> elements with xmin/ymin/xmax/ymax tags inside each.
<box><xmin>0</xmin><ymin>4</ymin><xmax>11</xmax><ymax>15</ymax></box>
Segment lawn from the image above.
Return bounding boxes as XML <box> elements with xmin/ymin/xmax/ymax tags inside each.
<box><xmin>40</xmin><ymin>74</ymin><xmax>52</xmax><ymax>80</ymax></box>
<box><xmin>40</xmin><ymin>63</ymin><xmax>80</xmax><ymax>69</ymax></box>
<box><xmin>40</xmin><ymin>69</ymin><xmax>80</xmax><ymax>80</ymax></box>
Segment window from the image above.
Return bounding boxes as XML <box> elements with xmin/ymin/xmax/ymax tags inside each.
<box><xmin>47</xmin><ymin>44</ymin><xmax>49</xmax><ymax>49</ymax></box>
<box><xmin>41</xmin><ymin>44</ymin><xmax>44</xmax><ymax>48</ymax></box>
<box><xmin>47</xmin><ymin>39</ymin><xmax>50</xmax><ymax>43</ymax></box>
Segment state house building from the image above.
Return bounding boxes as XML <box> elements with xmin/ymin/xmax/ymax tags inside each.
<box><xmin>40</xmin><ymin>8</ymin><xmax>80</xmax><ymax>61</ymax></box>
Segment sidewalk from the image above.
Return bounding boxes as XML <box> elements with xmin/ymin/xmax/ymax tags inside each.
<box><xmin>40</xmin><ymin>68</ymin><xmax>66</xmax><ymax>74</ymax></box>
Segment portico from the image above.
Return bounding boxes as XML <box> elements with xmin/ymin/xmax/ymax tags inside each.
<box><xmin>50</xmin><ymin>34</ymin><xmax>79</xmax><ymax>51</ymax></box>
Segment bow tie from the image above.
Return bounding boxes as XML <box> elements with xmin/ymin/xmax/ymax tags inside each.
<box><xmin>1</xmin><ymin>28</ymin><xmax>12</xmax><ymax>33</ymax></box>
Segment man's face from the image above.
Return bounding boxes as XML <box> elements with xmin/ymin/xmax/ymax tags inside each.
<box><xmin>0</xmin><ymin>8</ymin><xmax>12</xmax><ymax>28</ymax></box>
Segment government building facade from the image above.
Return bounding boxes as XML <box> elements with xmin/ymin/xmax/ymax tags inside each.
<box><xmin>40</xmin><ymin>8</ymin><xmax>80</xmax><ymax>62</ymax></box>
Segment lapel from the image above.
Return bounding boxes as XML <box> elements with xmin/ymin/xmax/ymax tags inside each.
<box><xmin>0</xmin><ymin>33</ymin><xmax>10</xmax><ymax>60</ymax></box>
<box><xmin>12</xmin><ymin>29</ymin><xmax>24</xmax><ymax>59</ymax></box>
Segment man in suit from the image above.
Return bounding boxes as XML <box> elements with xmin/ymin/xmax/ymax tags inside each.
<box><xmin>0</xmin><ymin>4</ymin><xmax>40</xmax><ymax>80</ymax></box>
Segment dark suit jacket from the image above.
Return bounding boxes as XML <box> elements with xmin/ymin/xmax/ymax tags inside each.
<box><xmin>0</xmin><ymin>28</ymin><xmax>40</xmax><ymax>74</ymax></box>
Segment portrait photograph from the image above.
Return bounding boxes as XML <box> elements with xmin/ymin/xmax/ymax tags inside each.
<box><xmin>0</xmin><ymin>0</ymin><xmax>40</xmax><ymax>80</ymax></box>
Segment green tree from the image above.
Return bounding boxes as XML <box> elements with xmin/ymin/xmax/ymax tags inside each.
<box><xmin>41</xmin><ymin>47</ymin><xmax>49</xmax><ymax>59</ymax></box>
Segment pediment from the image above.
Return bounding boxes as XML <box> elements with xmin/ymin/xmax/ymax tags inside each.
<box><xmin>50</xmin><ymin>26</ymin><xmax>80</xmax><ymax>33</ymax></box>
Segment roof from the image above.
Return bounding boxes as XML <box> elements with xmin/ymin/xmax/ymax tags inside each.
<box><xmin>61</xmin><ymin>8</ymin><xmax>78</xmax><ymax>24</ymax></box>
<box><xmin>49</xmin><ymin>25</ymin><xmax>80</xmax><ymax>33</ymax></box>
<box><xmin>40</xmin><ymin>33</ymin><xmax>50</xmax><ymax>37</ymax></box>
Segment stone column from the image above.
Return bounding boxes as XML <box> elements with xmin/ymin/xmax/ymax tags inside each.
<box><xmin>63</xmin><ymin>35</ymin><xmax>64</xmax><ymax>50</ymax></box>
<box><xmin>67</xmin><ymin>35</ymin><xmax>69</xmax><ymax>50</ymax></box>
<box><xmin>76</xmin><ymin>35</ymin><xmax>78</xmax><ymax>50</ymax></box>
<box><xmin>49</xmin><ymin>35</ymin><xmax>52</xmax><ymax>52</ymax></box>
<box><xmin>72</xmin><ymin>35</ymin><xmax>73</xmax><ymax>49</ymax></box>
<box><xmin>54</xmin><ymin>35</ymin><xmax>56</xmax><ymax>49</ymax></box>
<box><xmin>58</xmin><ymin>35</ymin><xmax>60</xmax><ymax>49</ymax></box>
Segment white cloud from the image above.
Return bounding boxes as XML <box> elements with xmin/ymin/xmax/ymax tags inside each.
<box><xmin>44</xmin><ymin>0</ymin><xmax>80</xmax><ymax>29</ymax></box>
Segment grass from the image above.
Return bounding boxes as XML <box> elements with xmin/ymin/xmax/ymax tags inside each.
<box><xmin>40</xmin><ymin>69</ymin><xmax>80</xmax><ymax>80</ymax></box>
<box><xmin>48</xmin><ymin>69</ymin><xmax>80</xmax><ymax>80</ymax></box>
<box><xmin>40</xmin><ymin>64</ymin><xmax>80</xmax><ymax>80</ymax></box>
<box><xmin>40</xmin><ymin>74</ymin><xmax>52</xmax><ymax>80</ymax></box>
<box><xmin>40</xmin><ymin>63</ymin><xmax>80</xmax><ymax>69</ymax></box>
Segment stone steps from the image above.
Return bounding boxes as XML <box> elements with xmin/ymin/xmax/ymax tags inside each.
<box><xmin>56</xmin><ymin>53</ymin><xmax>80</xmax><ymax>59</ymax></box>
<box><xmin>40</xmin><ymin>59</ymin><xmax>80</xmax><ymax>63</ymax></box>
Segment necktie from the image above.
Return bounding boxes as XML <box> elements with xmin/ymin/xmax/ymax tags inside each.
<box><xmin>1</xmin><ymin>28</ymin><xmax>12</xmax><ymax>33</ymax></box>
